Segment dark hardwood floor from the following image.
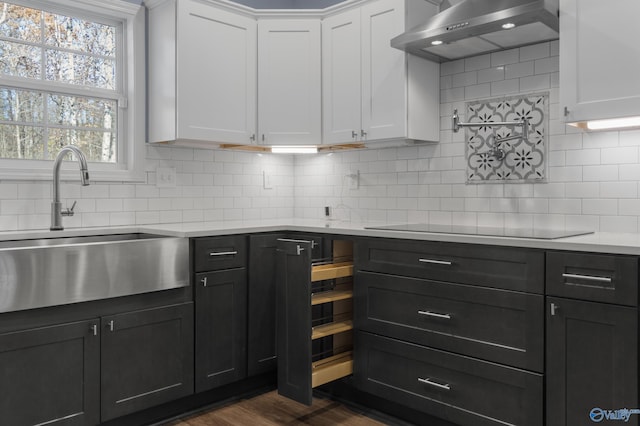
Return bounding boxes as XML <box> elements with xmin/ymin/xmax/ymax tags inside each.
<box><xmin>162</xmin><ymin>390</ymin><xmax>388</xmax><ymax>425</ymax></box>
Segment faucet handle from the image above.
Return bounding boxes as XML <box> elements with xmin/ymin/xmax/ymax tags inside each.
<box><xmin>61</xmin><ymin>201</ymin><xmax>77</xmax><ymax>217</ymax></box>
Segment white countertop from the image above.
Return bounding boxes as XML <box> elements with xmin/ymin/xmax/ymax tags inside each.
<box><xmin>1</xmin><ymin>219</ymin><xmax>640</xmax><ymax>255</ymax></box>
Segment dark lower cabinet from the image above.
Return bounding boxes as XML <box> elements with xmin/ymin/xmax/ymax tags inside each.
<box><xmin>195</xmin><ymin>268</ymin><xmax>247</xmax><ymax>392</ymax></box>
<box><xmin>546</xmin><ymin>297</ymin><xmax>638</xmax><ymax>426</ymax></box>
<box><xmin>247</xmin><ymin>233</ymin><xmax>284</xmax><ymax>376</ymax></box>
<box><xmin>0</xmin><ymin>320</ymin><xmax>100</xmax><ymax>426</ymax></box>
<box><xmin>354</xmin><ymin>331</ymin><xmax>543</xmax><ymax>426</ymax></box>
<box><xmin>101</xmin><ymin>303</ymin><xmax>194</xmax><ymax>422</ymax></box>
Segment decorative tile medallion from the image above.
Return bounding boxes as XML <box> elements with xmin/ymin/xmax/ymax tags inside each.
<box><xmin>465</xmin><ymin>93</ymin><xmax>548</xmax><ymax>183</ymax></box>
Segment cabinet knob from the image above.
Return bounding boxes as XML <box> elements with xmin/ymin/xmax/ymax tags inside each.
<box><xmin>107</xmin><ymin>320</ymin><xmax>114</xmax><ymax>332</ymax></box>
<box><xmin>201</xmin><ymin>277</ymin><xmax>208</xmax><ymax>287</ymax></box>
<box><xmin>351</xmin><ymin>130</ymin><xmax>358</xmax><ymax>139</ymax></box>
<box><xmin>550</xmin><ymin>303</ymin><xmax>559</xmax><ymax>316</ymax></box>
<box><xmin>90</xmin><ymin>324</ymin><xmax>98</xmax><ymax>336</ymax></box>
<box><xmin>250</xmin><ymin>134</ymin><xmax>256</xmax><ymax>142</ymax></box>
<box><xmin>563</xmin><ymin>106</ymin><xmax>570</xmax><ymax>117</ymax></box>
<box><xmin>360</xmin><ymin>129</ymin><xmax>367</xmax><ymax>138</ymax></box>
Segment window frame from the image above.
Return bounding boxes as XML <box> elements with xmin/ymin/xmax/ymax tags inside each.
<box><xmin>0</xmin><ymin>0</ymin><xmax>145</xmax><ymax>182</ymax></box>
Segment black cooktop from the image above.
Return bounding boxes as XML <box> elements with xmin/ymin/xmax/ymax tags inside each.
<box><xmin>364</xmin><ymin>223</ymin><xmax>594</xmax><ymax>240</ymax></box>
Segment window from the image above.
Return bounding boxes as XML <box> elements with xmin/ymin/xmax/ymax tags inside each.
<box><xmin>0</xmin><ymin>0</ymin><xmax>144</xmax><ymax>181</ymax></box>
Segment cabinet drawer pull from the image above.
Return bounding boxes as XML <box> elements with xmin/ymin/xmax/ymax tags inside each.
<box><xmin>107</xmin><ymin>320</ymin><xmax>114</xmax><ymax>332</ymax></box>
<box><xmin>418</xmin><ymin>310</ymin><xmax>452</xmax><ymax>320</ymax></box>
<box><xmin>418</xmin><ymin>377</ymin><xmax>451</xmax><ymax>391</ymax></box>
<box><xmin>209</xmin><ymin>251</ymin><xmax>238</xmax><ymax>257</ymax></box>
<box><xmin>418</xmin><ymin>258</ymin><xmax>452</xmax><ymax>266</ymax></box>
<box><xmin>90</xmin><ymin>324</ymin><xmax>98</xmax><ymax>336</ymax></box>
<box><xmin>561</xmin><ymin>273</ymin><xmax>612</xmax><ymax>283</ymax></box>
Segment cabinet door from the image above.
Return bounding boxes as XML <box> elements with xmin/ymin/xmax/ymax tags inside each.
<box><xmin>276</xmin><ymin>239</ymin><xmax>313</xmax><ymax>405</ymax></box>
<box><xmin>0</xmin><ymin>320</ymin><xmax>99</xmax><ymax>426</ymax></box>
<box><xmin>258</xmin><ymin>19</ymin><xmax>321</xmax><ymax>145</ymax></box>
<box><xmin>177</xmin><ymin>0</ymin><xmax>257</xmax><ymax>143</ymax></box>
<box><xmin>101</xmin><ymin>303</ymin><xmax>194</xmax><ymax>421</ymax></box>
<box><xmin>322</xmin><ymin>8</ymin><xmax>362</xmax><ymax>145</ymax></box>
<box><xmin>560</xmin><ymin>0</ymin><xmax>640</xmax><ymax>122</ymax></box>
<box><xmin>546</xmin><ymin>297</ymin><xmax>638</xmax><ymax>426</ymax></box>
<box><xmin>248</xmin><ymin>233</ymin><xmax>284</xmax><ymax>376</ymax></box>
<box><xmin>195</xmin><ymin>268</ymin><xmax>247</xmax><ymax>392</ymax></box>
<box><xmin>361</xmin><ymin>0</ymin><xmax>406</xmax><ymax>141</ymax></box>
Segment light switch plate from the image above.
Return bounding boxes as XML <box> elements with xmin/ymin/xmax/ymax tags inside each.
<box><xmin>156</xmin><ymin>167</ymin><xmax>176</xmax><ymax>188</ymax></box>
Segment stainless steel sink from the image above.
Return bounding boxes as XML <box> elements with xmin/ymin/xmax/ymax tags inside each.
<box><xmin>0</xmin><ymin>233</ymin><xmax>189</xmax><ymax>313</ymax></box>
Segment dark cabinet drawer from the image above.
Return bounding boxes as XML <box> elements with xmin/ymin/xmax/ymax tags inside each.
<box><xmin>546</xmin><ymin>251</ymin><xmax>638</xmax><ymax>306</ymax></box>
<box><xmin>354</xmin><ymin>332</ymin><xmax>543</xmax><ymax>426</ymax></box>
<box><xmin>355</xmin><ymin>238</ymin><xmax>544</xmax><ymax>293</ymax></box>
<box><xmin>194</xmin><ymin>235</ymin><xmax>247</xmax><ymax>272</ymax></box>
<box><xmin>355</xmin><ymin>271</ymin><xmax>543</xmax><ymax>372</ymax></box>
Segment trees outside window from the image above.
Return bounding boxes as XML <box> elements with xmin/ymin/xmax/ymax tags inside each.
<box><xmin>0</xmin><ymin>0</ymin><xmax>145</xmax><ymax>181</ymax></box>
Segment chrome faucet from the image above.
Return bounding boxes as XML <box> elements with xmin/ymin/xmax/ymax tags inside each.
<box><xmin>50</xmin><ymin>145</ymin><xmax>90</xmax><ymax>231</ymax></box>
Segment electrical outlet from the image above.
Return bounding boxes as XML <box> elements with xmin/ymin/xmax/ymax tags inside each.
<box><xmin>263</xmin><ymin>171</ymin><xmax>273</xmax><ymax>189</ymax></box>
<box><xmin>156</xmin><ymin>167</ymin><xmax>176</xmax><ymax>188</ymax></box>
<box><xmin>347</xmin><ymin>170</ymin><xmax>359</xmax><ymax>189</ymax></box>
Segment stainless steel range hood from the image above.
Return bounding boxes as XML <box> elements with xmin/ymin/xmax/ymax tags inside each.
<box><xmin>391</xmin><ymin>0</ymin><xmax>559</xmax><ymax>63</ymax></box>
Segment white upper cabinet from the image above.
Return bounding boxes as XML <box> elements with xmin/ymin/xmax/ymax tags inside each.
<box><xmin>258</xmin><ymin>19</ymin><xmax>322</xmax><ymax>145</ymax></box>
<box><xmin>322</xmin><ymin>8</ymin><xmax>362</xmax><ymax>144</ymax></box>
<box><xmin>322</xmin><ymin>0</ymin><xmax>440</xmax><ymax>145</ymax></box>
<box><xmin>560</xmin><ymin>0</ymin><xmax>640</xmax><ymax>123</ymax></box>
<box><xmin>147</xmin><ymin>0</ymin><xmax>257</xmax><ymax>145</ymax></box>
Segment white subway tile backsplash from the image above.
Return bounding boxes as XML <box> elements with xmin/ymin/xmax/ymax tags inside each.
<box><xmin>465</xmin><ymin>54</ymin><xmax>491</xmax><ymax>71</ymax></box>
<box><xmin>565</xmin><ymin>149</ymin><xmax>600</xmax><ymax>166</ymax></box>
<box><xmin>549</xmin><ymin>199</ymin><xmax>581</xmax><ymax>214</ymax></box>
<box><xmin>582</xmin><ymin>199</ymin><xmax>618</xmax><ymax>215</ymax></box>
<box><xmin>464</xmin><ymin>83</ymin><xmax>491</xmax><ymax>100</ymax></box>
<box><xmin>520</xmin><ymin>42</ymin><xmax>550</xmax><ymax>61</ymax></box>
<box><xmin>1</xmin><ymin>199</ymin><xmax>35</xmax><ymax>215</ymax></box>
<box><xmin>519</xmin><ymin>74</ymin><xmax>550</xmax><ymax>92</ymax></box>
<box><xmin>96</xmin><ymin>199</ymin><xmax>123</xmax><ymax>213</ymax></box>
<box><xmin>550</xmin><ymin>134</ymin><xmax>582</xmax><ymax>151</ymax></box>
<box><xmin>619</xmin><ymin>199</ymin><xmax>640</xmax><ymax>216</ymax></box>
<box><xmin>601</xmin><ymin>147</ymin><xmax>639</xmax><ymax>164</ymax></box>
<box><xmin>534</xmin><ymin>56</ymin><xmax>559</xmax><ymax>75</ymax></box>
<box><xmin>477</xmin><ymin>67</ymin><xmax>505</xmax><ymax>84</ymax></box>
<box><xmin>583</xmin><ymin>131</ymin><xmax>619</xmax><ymax>148</ymax></box>
<box><xmin>491</xmin><ymin>78</ymin><xmax>520</xmax><ymax>96</ymax></box>
<box><xmin>518</xmin><ymin>198</ymin><xmax>549</xmax><ymax>214</ymax></box>
<box><xmin>452</xmin><ymin>71</ymin><xmax>478</xmax><ymax>88</ymax></box>
<box><xmin>491</xmin><ymin>49</ymin><xmax>519</xmax><ymax>66</ymax></box>
<box><xmin>110</xmin><ymin>212</ymin><xmax>136</xmax><ymax>226</ymax></box>
<box><xmin>582</xmin><ymin>165</ymin><xmax>619</xmax><ymax>182</ymax></box>
<box><xmin>505</xmin><ymin>61</ymin><xmax>534</xmax><ymax>79</ymax></box>
<box><xmin>600</xmin><ymin>182</ymin><xmax>638</xmax><ymax>198</ymax></box>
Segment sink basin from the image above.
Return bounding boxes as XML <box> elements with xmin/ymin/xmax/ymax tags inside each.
<box><xmin>0</xmin><ymin>233</ymin><xmax>189</xmax><ymax>313</ymax></box>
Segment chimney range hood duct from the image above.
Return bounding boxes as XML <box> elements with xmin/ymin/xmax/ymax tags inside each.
<box><xmin>391</xmin><ymin>0</ymin><xmax>559</xmax><ymax>63</ymax></box>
